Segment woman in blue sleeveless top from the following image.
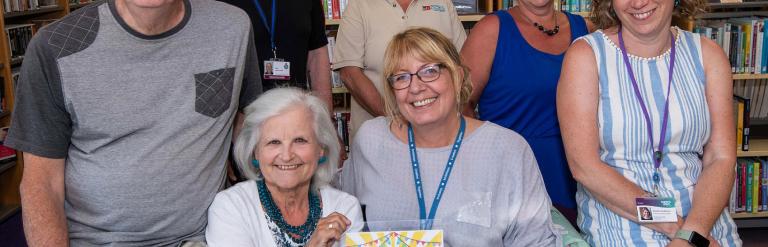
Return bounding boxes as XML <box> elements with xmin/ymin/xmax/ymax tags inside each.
<box><xmin>461</xmin><ymin>0</ymin><xmax>590</xmax><ymax>211</ymax></box>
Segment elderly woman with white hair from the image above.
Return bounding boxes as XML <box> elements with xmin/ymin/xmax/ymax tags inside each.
<box><xmin>206</xmin><ymin>88</ymin><xmax>364</xmax><ymax>247</ymax></box>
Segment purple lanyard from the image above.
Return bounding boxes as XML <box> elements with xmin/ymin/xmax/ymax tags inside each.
<box><xmin>618</xmin><ymin>26</ymin><xmax>676</xmax><ymax>196</ymax></box>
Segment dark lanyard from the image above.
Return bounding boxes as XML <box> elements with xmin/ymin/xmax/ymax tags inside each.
<box><xmin>407</xmin><ymin>116</ymin><xmax>466</xmax><ymax>230</ymax></box>
<box><xmin>252</xmin><ymin>0</ymin><xmax>277</xmax><ymax>58</ymax></box>
<box><xmin>618</xmin><ymin>26</ymin><xmax>677</xmax><ymax>196</ymax></box>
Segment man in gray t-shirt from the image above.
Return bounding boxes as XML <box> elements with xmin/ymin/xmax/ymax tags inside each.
<box><xmin>5</xmin><ymin>0</ymin><xmax>261</xmax><ymax>246</ymax></box>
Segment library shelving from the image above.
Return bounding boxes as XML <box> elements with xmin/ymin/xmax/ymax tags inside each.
<box><xmin>693</xmin><ymin>1</ymin><xmax>768</xmax><ymax>224</ymax></box>
<box><xmin>0</xmin><ymin>0</ymin><xmax>94</xmax><ymax>222</ymax></box>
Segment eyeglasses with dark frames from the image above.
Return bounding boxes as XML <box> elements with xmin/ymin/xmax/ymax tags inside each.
<box><xmin>387</xmin><ymin>64</ymin><xmax>444</xmax><ymax>90</ymax></box>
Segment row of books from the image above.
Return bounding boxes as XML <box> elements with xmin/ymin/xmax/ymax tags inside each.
<box><xmin>3</xmin><ymin>0</ymin><xmax>56</xmax><ymax>13</ymax></box>
<box><xmin>693</xmin><ymin>18</ymin><xmax>768</xmax><ymax>74</ymax></box>
<box><xmin>326</xmin><ymin>35</ymin><xmax>343</xmax><ymax>89</ymax></box>
<box><xmin>334</xmin><ymin>112</ymin><xmax>351</xmax><ymax>152</ymax></box>
<box><xmin>5</xmin><ymin>23</ymin><xmax>33</xmax><ymax>60</ymax></box>
<box><xmin>67</xmin><ymin>0</ymin><xmax>92</xmax><ymax>4</ymax></box>
<box><xmin>323</xmin><ymin>0</ymin><xmax>348</xmax><ymax>20</ymax></box>
<box><xmin>556</xmin><ymin>0</ymin><xmax>591</xmax><ymax>13</ymax></box>
<box><xmin>734</xmin><ymin>94</ymin><xmax>750</xmax><ymax>151</ymax></box>
<box><xmin>730</xmin><ymin>158</ymin><xmax>768</xmax><ymax>213</ymax></box>
<box><xmin>731</xmin><ymin>79</ymin><xmax>768</xmax><ymax>152</ymax></box>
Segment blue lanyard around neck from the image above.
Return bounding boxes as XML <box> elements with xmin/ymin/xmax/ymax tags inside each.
<box><xmin>618</xmin><ymin>26</ymin><xmax>677</xmax><ymax>196</ymax></box>
<box><xmin>407</xmin><ymin>116</ymin><xmax>466</xmax><ymax>230</ymax></box>
<box><xmin>252</xmin><ymin>0</ymin><xmax>277</xmax><ymax>57</ymax></box>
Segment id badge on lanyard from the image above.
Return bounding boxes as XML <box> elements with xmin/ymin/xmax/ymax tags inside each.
<box><xmin>618</xmin><ymin>26</ymin><xmax>680</xmax><ymax>223</ymax></box>
<box><xmin>264</xmin><ymin>58</ymin><xmax>290</xmax><ymax>80</ymax></box>
<box><xmin>636</xmin><ymin>197</ymin><xmax>677</xmax><ymax>223</ymax></box>
<box><xmin>253</xmin><ymin>0</ymin><xmax>291</xmax><ymax>80</ymax></box>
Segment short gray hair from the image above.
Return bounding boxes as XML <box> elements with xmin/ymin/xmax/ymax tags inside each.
<box><xmin>233</xmin><ymin>87</ymin><xmax>339</xmax><ymax>192</ymax></box>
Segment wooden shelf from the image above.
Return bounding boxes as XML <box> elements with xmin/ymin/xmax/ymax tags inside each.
<box><xmin>459</xmin><ymin>14</ymin><xmax>485</xmax><ymax>22</ymax></box>
<box><xmin>737</xmin><ymin>139</ymin><xmax>768</xmax><ymax>157</ymax></box>
<box><xmin>733</xmin><ymin>74</ymin><xmax>768</xmax><ymax>80</ymax></box>
<box><xmin>4</xmin><ymin>5</ymin><xmax>63</xmax><ymax>19</ymax></box>
<box><xmin>0</xmin><ymin>203</ymin><xmax>20</xmax><ymax>222</ymax></box>
<box><xmin>708</xmin><ymin>1</ymin><xmax>768</xmax><ymax>9</ymax></box>
<box><xmin>574</xmin><ymin>11</ymin><xmax>589</xmax><ymax>17</ymax></box>
<box><xmin>0</xmin><ymin>160</ymin><xmax>16</xmax><ymax>174</ymax></box>
<box><xmin>332</xmin><ymin>87</ymin><xmax>348</xmax><ymax>94</ymax></box>
<box><xmin>325</xmin><ymin>18</ymin><xmax>340</xmax><ymax>25</ymax></box>
<box><xmin>731</xmin><ymin>211</ymin><xmax>768</xmax><ymax>219</ymax></box>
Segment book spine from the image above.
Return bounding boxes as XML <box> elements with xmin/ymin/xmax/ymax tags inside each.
<box><xmin>743</xmin><ymin>97</ymin><xmax>751</xmax><ymax>151</ymax></box>
<box><xmin>741</xmin><ymin>161</ymin><xmax>747</xmax><ymax>212</ymax></box>
<box><xmin>762</xmin><ymin>160</ymin><xmax>768</xmax><ymax>211</ymax></box>
<box><xmin>748</xmin><ymin>161</ymin><xmax>754</xmax><ymax>213</ymax></box>
<box><xmin>754</xmin><ymin>160</ymin><xmax>761</xmax><ymax>213</ymax></box>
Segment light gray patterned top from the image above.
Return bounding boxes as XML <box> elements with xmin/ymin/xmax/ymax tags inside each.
<box><xmin>341</xmin><ymin>117</ymin><xmax>560</xmax><ymax>246</ymax></box>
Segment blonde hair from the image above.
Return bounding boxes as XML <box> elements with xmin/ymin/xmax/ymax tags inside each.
<box><xmin>590</xmin><ymin>0</ymin><xmax>708</xmax><ymax>30</ymax></box>
<box><xmin>381</xmin><ymin>27</ymin><xmax>472</xmax><ymax>124</ymax></box>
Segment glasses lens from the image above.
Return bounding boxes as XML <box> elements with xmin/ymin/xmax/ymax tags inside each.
<box><xmin>389</xmin><ymin>73</ymin><xmax>411</xmax><ymax>89</ymax></box>
<box><xmin>418</xmin><ymin>65</ymin><xmax>441</xmax><ymax>82</ymax></box>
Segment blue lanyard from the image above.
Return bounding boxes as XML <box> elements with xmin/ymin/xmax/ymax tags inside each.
<box><xmin>618</xmin><ymin>26</ymin><xmax>676</xmax><ymax>196</ymax></box>
<box><xmin>252</xmin><ymin>0</ymin><xmax>277</xmax><ymax>57</ymax></box>
<box><xmin>407</xmin><ymin>116</ymin><xmax>465</xmax><ymax>230</ymax></box>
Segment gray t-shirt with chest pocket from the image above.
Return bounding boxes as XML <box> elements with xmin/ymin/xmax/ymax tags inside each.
<box><xmin>5</xmin><ymin>0</ymin><xmax>261</xmax><ymax>245</ymax></box>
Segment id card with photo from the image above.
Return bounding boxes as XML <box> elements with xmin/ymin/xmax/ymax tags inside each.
<box><xmin>636</xmin><ymin>197</ymin><xmax>677</xmax><ymax>223</ymax></box>
<box><xmin>264</xmin><ymin>60</ymin><xmax>290</xmax><ymax>80</ymax></box>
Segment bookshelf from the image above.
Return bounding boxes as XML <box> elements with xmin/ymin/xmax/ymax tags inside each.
<box><xmin>0</xmin><ymin>0</ymin><xmax>91</xmax><ymax>224</ymax></box>
<box><xmin>691</xmin><ymin>3</ymin><xmax>768</xmax><ymax>223</ymax></box>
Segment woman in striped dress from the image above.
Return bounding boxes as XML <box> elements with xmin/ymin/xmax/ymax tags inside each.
<box><xmin>557</xmin><ymin>0</ymin><xmax>741</xmax><ymax>246</ymax></box>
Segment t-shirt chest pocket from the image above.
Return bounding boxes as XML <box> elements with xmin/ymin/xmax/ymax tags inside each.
<box><xmin>194</xmin><ymin>67</ymin><xmax>235</xmax><ymax>118</ymax></box>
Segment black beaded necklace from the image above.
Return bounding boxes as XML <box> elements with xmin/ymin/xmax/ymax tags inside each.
<box><xmin>518</xmin><ymin>8</ymin><xmax>559</xmax><ymax>36</ymax></box>
<box><xmin>257</xmin><ymin>180</ymin><xmax>322</xmax><ymax>246</ymax></box>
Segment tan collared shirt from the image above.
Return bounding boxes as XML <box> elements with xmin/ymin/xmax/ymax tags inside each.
<box><xmin>332</xmin><ymin>0</ymin><xmax>467</xmax><ymax>138</ymax></box>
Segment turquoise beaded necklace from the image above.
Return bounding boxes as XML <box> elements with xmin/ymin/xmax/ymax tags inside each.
<box><xmin>257</xmin><ymin>179</ymin><xmax>322</xmax><ymax>246</ymax></box>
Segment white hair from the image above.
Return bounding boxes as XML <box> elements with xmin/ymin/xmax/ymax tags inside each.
<box><xmin>233</xmin><ymin>87</ymin><xmax>339</xmax><ymax>192</ymax></box>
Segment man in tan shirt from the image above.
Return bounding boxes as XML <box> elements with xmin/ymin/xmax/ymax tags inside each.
<box><xmin>332</xmin><ymin>0</ymin><xmax>466</xmax><ymax>138</ymax></box>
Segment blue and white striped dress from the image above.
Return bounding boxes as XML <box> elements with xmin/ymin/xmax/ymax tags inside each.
<box><xmin>576</xmin><ymin>27</ymin><xmax>742</xmax><ymax>246</ymax></box>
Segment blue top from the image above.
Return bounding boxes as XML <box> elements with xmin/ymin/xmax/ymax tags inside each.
<box><xmin>477</xmin><ymin>10</ymin><xmax>588</xmax><ymax>209</ymax></box>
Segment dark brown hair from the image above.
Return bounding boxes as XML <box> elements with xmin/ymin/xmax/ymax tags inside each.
<box><xmin>590</xmin><ymin>0</ymin><xmax>708</xmax><ymax>30</ymax></box>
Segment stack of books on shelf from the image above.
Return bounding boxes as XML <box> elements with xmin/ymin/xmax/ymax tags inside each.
<box><xmin>3</xmin><ymin>0</ymin><xmax>57</xmax><ymax>13</ymax></box>
<box><xmin>730</xmin><ymin>158</ymin><xmax>768</xmax><ymax>214</ymax></box>
<box><xmin>5</xmin><ymin>23</ymin><xmax>34</xmax><ymax>60</ymax></box>
<box><xmin>334</xmin><ymin>112</ymin><xmax>351</xmax><ymax>152</ymax></box>
<box><xmin>326</xmin><ymin>35</ymin><xmax>344</xmax><ymax>89</ymax></box>
<box><xmin>556</xmin><ymin>0</ymin><xmax>591</xmax><ymax>13</ymax></box>
<box><xmin>323</xmin><ymin>0</ymin><xmax>348</xmax><ymax>20</ymax></box>
<box><xmin>453</xmin><ymin>0</ymin><xmax>479</xmax><ymax>14</ymax></box>
<box><xmin>734</xmin><ymin>94</ymin><xmax>751</xmax><ymax>151</ymax></box>
<box><xmin>693</xmin><ymin>17</ymin><xmax>768</xmax><ymax>74</ymax></box>
<box><xmin>68</xmin><ymin>0</ymin><xmax>93</xmax><ymax>4</ymax></box>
